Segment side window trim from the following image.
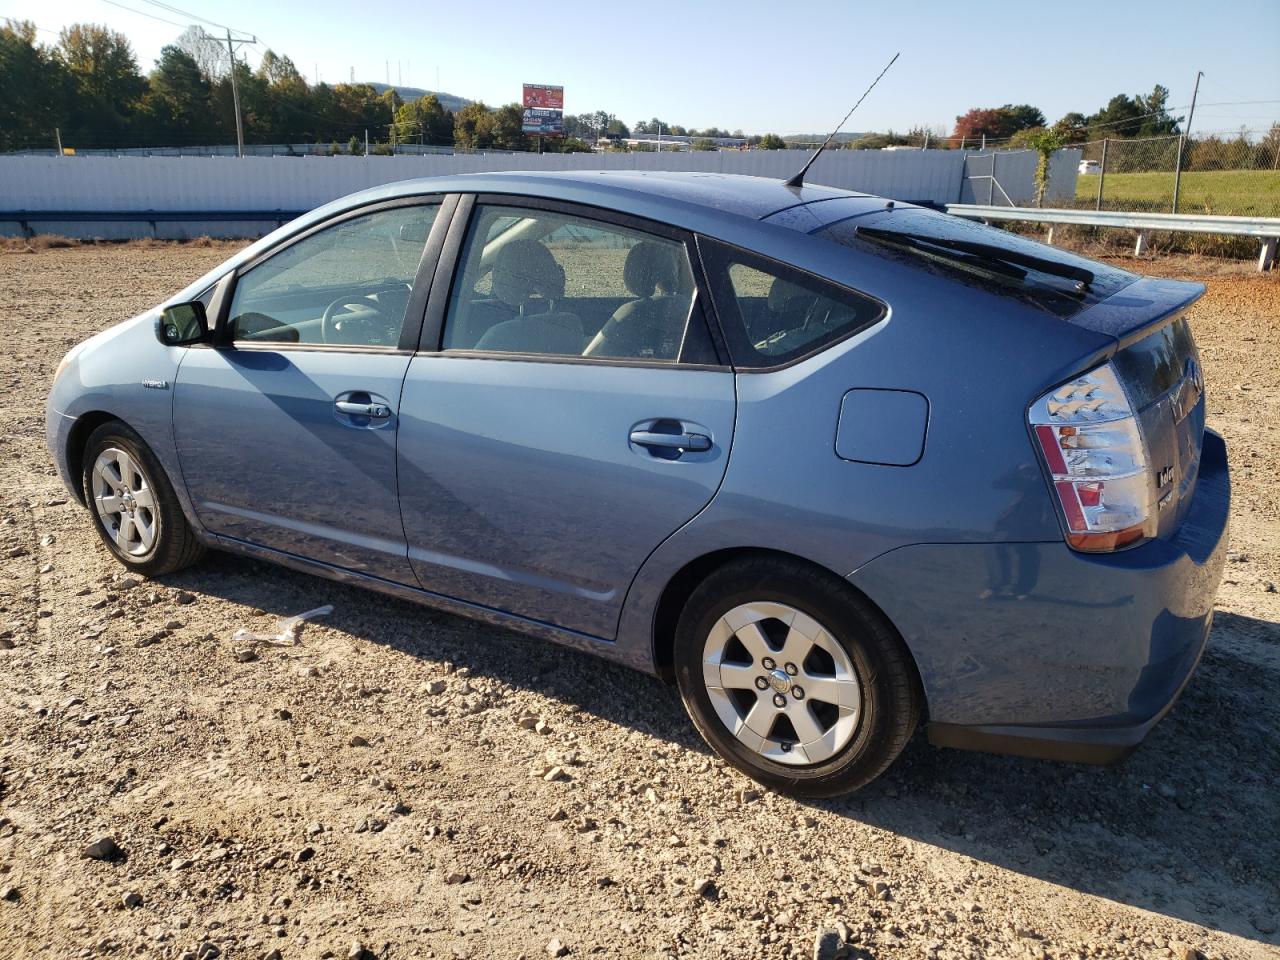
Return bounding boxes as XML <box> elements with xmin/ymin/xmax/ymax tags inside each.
<box><xmin>212</xmin><ymin>195</ymin><xmax>448</xmax><ymax>351</ymax></box>
<box><xmin>417</xmin><ymin>193</ymin><xmax>728</xmax><ymax>369</ymax></box>
<box><xmin>696</xmin><ymin>235</ymin><xmax>888</xmax><ymax>372</ymax></box>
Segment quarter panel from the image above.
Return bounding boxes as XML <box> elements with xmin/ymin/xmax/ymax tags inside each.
<box><xmin>616</xmin><ymin>253</ymin><xmax>1116</xmax><ymax>670</ymax></box>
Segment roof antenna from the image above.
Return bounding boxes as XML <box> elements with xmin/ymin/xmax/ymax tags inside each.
<box><xmin>784</xmin><ymin>52</ymin><xmax>901</xmax><ymax>189</ymax></box>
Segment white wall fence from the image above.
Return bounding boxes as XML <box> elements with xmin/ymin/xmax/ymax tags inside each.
<box><xmin>0</xmin><ymin>148</ymin><xmax>1081</xmax><ymax>240</ymax></box>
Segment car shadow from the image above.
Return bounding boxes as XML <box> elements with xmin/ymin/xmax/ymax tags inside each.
<box><xmin>163</xmin><ymin>554</ymin><xmax>1280</xmax><ymax>946</ymax></box>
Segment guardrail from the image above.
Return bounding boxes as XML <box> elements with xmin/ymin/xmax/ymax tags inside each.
<box><xmin>944</xmin><ymin>204</ymin><xmax>1280</xmax><ymax>271</ymax></box>
<box><xmin>0</xmin><ymin>209</ymin><xmax>305</xmax><ymax>238</ymax></box>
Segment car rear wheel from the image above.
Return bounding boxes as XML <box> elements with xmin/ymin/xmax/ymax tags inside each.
<box><xmin>81</xmin><ymin>421</ymin><xmax>204</xmax><ymax>576</ymax></box>
<box><xmin>674</xmin><ymin>556</ymin><xmax>920</xmax><ymax>797</ymax></box>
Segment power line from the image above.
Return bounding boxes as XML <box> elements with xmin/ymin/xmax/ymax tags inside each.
<box><xmin>99</xmin><ymin>0</ymin><xmax>189</xmax><ymax>30</ymax></box>
<box><xmin>131</xmin><ymin>0</ymin><xmax>254</xmax><ymax>39</ymax></box>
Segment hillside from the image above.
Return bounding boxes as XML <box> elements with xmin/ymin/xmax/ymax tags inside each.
<box><xmin>365</xmin><ymin>82</ymin><xmax>471</xmax><ymax>114</ymax></box>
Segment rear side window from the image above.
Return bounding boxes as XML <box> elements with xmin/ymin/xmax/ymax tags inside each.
<box><xmin>818</xmin><ymin>207</ymin><xmax>1136</xmax><ymax>319</ymax></box>
<box><xmin>700</xmin><ymin>239</ymin><xmax>886</xmax><ymax>369</ymax></box>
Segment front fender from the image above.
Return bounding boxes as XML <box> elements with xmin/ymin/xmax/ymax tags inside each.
<box><xmin>46</xmin><ymin>313</ymin><xmax>204</xmax><ymax>532</ymax></box>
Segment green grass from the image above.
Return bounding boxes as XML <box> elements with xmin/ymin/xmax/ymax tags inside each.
<box><xmin>1075</xmin><ymin>169</ymin><xmax>1280</xmax><ymax>217</ymax></box>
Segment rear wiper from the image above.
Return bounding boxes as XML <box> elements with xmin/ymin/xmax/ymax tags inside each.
<box><xmin>854</xmin><ymin>229</ymin><xmax>1029</xmax><ymax>284</ymax></box>
<box><xmin>857</xmin><ymin>227</ymin><xmax>1094</xmax><ymax>292</ymax></box>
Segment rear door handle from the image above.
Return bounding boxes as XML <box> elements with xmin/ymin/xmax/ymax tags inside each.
<box><xmin>629</xmin><ymin>429</ymin><xmax>712</xmax><ymax>452</ymax></box>
<box><xmin>335</xmin><ymin>399</ymin><xmax>391</xmax><ymax>419</ymax></box>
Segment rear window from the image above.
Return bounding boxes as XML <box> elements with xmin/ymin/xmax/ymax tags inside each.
<box><xmin>818</xmin><ymin>207</ymin><xmax>1136</xmax><ymax>318</ymax></box>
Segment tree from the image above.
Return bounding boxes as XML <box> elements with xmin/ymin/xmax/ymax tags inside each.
<box><xmin>953</xmin><ymin>103</ymin><xmax>1045</xmax><ymax>142</ymax></box>
<box><xmin>757</xmin><ymin>133</ymin><xmax>786</xmax><ymax>150</ymax></box>
<box><xmin>1088</xmin><ymin>93</ymin><xmax>1145</xmax><ymax>139</ymax></box>
<box><xmin>395</xmin><ymin>94</ymin><xmax>452</xmax><ymax>146</ymax></box>
<box><xmin>141</xmin><ymin>45</ymin><xmax>215</xmax><ymax>144</ymax></box>
<box><xmin>1053</xmin><ymin>111</ymin><xmax>1089</xmax><ymax>144</ymax></box>
<box><xmin>57</xmin><ymin>23</ymin><xmax>146</xmax><ymax>143</ymax></box>
<box><xmin>0</xmin><ymin>20</ymin><xmax>72</xmax><ymax>151</ymax></box>
<box><xmin>489</xmin><ymin>103</ymin><xmax>527</xmax><ymax>151</ymax></box>
<box><xmin>953</xmin><ymin>108</ymin><xmax>1007</xmax><ymax>142</ymax></box>
<box><xmin>691</xmin><ymin>138</ymin><xmax>718</xmax><ymax>151</ymax></box>
<box><xmin>1135</xmin><ymin>84</ymin><xmax>1181</xmax><ymax>136</ymax></box>
<box><xmin>998</xmin><ymin>104</ymin><xmax>1045</xmax><ymax>132</ymax></box>
<box><xmin>454</xmin><ymin>101</ymin><xmax>493</xmax><ymax>150</ymax></box>
<box><xmin>175</xmin><ymin>26</ymin><xmax>226</xmax><ymax>80</ymax></box>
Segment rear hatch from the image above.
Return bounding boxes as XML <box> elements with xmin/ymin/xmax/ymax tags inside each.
<box><xmin>1074</xmin><ymin>278</ymin><xmax>1206</xmax><ymax>539</ymax></box>
<box><xmin>808</xmin><ymin>203</ymin><xmax>1207</xmax><ymax>541</ymax></box>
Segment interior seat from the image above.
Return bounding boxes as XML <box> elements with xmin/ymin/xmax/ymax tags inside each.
<box><xmin>755</xmin><ymin>277</ymin><xmax>819</xmax><ymax>343</ymax></box>
<box><xmin>473</xmin><ymin>240</ymin><xmax>584</xmax><ymax>355</ymax></box>
<box><xmin>583</xmin><ymin>242</ymin><xmax>692</xmax><ymax>361</ymax></box>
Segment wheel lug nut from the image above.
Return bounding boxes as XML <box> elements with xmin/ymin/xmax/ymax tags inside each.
<box><xmin>784</xmin><ymin>662</ymin><xmax>798</xmax><ymax>676</ymax></box>
<box><xmin>792</xmin><ymin>686</ymin><xmax>805</xmax><ymax>700</ymax></box>
<box><xmin>754</xmin><ymin>676</ymin><xmax>768</xmax><ymax>691</ymax></box>
<box><xmin>772</xmin><ymin>694</ymin><xmax>786</xmax><ymax>708</ymax></box>
<box><xmin>761</xmin><ymin>657</ymin><xmax>776</xmax><ymax>670</ymax></box>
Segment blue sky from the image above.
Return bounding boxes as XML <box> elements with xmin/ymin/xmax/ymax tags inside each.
<box><xmin>5</xmin><ymin>0</ymin><xmax>1279</xmax><ymax>136</ymax></box>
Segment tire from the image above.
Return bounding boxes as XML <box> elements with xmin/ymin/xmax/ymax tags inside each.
<box><xmin>674</xmin><ymin>556</ymin><xmax>920</xmax><ymax>798</ymax></box>
<box><xmin>80</xmin><ymin>420</ymin><xmax>205</xmax><ymax>576</ymax></box>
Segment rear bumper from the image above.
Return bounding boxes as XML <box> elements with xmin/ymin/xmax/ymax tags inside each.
<box><xmin>850</xmin><ymin>429</ymin><xmax>1230</xmax><ymax>764</ymax></box>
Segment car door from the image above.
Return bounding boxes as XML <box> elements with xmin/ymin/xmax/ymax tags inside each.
<box><xmin>397</xmin><ymin>196</ymin><xmax>736</xmax><ymax>639</ymax></box>
<box><xmin>173</xmin><ymin>197</ymin><xmax>449</xmax><ymax>583</ymax></box>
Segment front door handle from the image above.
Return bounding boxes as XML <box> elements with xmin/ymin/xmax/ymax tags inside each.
<box><xmin>335</xmin><ymin>399</ymin><xmax>391</xmax><ymax>419</ymax></box>
<box><xmin>629</xmin><ymin>429</ymin><xmax>712</xmax><ymax>453</ymax></box>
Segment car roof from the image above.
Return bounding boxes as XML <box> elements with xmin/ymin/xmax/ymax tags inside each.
<box><xmin>321</xmin><ymin>170</ymin><xmax>890</xmax><ymax>233</ymax></box>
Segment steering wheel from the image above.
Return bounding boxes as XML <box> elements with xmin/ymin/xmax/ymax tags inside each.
<box><xmin>320</xmin><ymin>285</ymin><xmax>410</xmax><ymax>346</ymax></box>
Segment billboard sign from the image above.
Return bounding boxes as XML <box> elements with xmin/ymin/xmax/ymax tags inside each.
<box><xmin>522</xmin><ymin>84</ymin><xmax>564</xmax><ymax>110</ymax></box>
<box><xmin>522</xmin><ymin>107</ymin><xmax>564</xmax><ymax>137</ymax></box>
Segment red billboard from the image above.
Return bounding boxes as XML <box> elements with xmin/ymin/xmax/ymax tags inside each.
<box><xmin>522</xmin><ymin>84</ymin><xmax>564</xmax><ymax>110</ymax></box>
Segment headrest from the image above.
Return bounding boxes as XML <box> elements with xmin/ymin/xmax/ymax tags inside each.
<box><xmin>767</xmin><ymin>277</ymin><xmax>818</xmax><ymax>314</ymax></box>
<box><xmin>491</xmin><ymin>239</ymin><xmax>565</xmax><ymax>307</ymax></box>
<box><xmin>623</xmin><ymin>241</ymin><xmax>681</xmax><ymax>298</ymax></box>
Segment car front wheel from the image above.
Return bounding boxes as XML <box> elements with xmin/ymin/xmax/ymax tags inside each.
<box><xmin>81</xmin><ymin>421</ymin><xmax>205</xmax><ymax>576</ymax></box>
<box><xmin>674</xmin><ymin>556</ymin><xmax>920</xmax><ymax>798</ymax></box>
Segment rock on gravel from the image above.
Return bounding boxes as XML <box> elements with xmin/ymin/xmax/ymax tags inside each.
<box><xmin>546</xmin><ymin>939</ymin><xmax>569</xmax><ymax>957</ymax></box>
<box><xmin>82</xmin><ymin>836</ymin><xmax>125</xmax><ymax>862</ymax></box>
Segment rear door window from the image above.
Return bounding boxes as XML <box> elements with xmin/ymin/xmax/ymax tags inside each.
<box><xmin>442</xmin><ymin>203</ymin><xmax>715</xmax><ymax>364</ymax></box>
<box><xmin>817</xmin><ymin>207</ymin><xmax>1136</xmax><ymax>318</ymax></box>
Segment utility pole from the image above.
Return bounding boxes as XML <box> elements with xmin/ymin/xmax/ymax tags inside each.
<box><xmin>1172</xmin><ymin>70</ymin><xmax>1202</xmax><ymax>213</ymax></box>
<box><xmin>54</xmin><ymin>127</ymin><xmax>64</xmax><ymax>156</ymax></box>
<box><xmin>198</xmin><ymin>29</ymin><xmax>256</xmax><ymax>158</ymax></box>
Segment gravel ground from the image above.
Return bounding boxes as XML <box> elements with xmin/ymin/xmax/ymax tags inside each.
<box><xmin>0</xmin><ymin>243</ymin><xmax>1277</xmax><ymax>960</ymax></box>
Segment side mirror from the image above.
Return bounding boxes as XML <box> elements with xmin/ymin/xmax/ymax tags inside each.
<box><xmin>155</xmin><ymin>301</ymin><xmax>209</xmax><ymax>346</ymax></box>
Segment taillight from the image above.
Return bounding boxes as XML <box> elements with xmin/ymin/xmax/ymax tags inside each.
<box><xmin>1030</xmin><ymin>362</ymin><xmax>1155</xmax><ymax>553</ymax></box>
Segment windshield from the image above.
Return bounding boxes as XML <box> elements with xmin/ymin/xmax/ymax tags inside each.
<box><xmin>817</xmin><ymin>207</ymin><xmax>1137</xmax><ymax>319</ymax></box>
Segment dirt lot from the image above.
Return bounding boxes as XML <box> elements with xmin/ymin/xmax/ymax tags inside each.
<box><xmin>0</xmin><ymin>243</ymin><xmax>1277</xmax><ymax>960</ymax></box>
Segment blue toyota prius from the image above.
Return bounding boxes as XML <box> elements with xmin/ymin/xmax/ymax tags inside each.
<box><xmin>46</xmin><ymin>171</ymin><xmax>1230</xmax><ymax>796</ymax></box>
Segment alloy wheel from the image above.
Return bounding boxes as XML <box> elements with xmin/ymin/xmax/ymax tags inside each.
<box><xmin>91</xmin><ymin>447</ymin><xmax>159</xmax><ymax>557</ymax></box>
<box><xmin>702</xmin><ymin>601</ymin><xmax>862</xmax><ymax>766</ymax></box>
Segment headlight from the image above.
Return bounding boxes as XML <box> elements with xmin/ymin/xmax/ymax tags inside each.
<box><xmin>53</xmin><ymin>342</ymin><xmax>86</xmax><ymax>385</ymax></box>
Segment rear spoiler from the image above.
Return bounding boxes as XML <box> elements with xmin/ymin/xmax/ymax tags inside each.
<box><xmin>1066</xmin><ymin>276</ymin><xmax>1205</xmax><ymax>348</ymax></box>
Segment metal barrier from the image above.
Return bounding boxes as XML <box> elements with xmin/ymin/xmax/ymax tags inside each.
<box><xmin>0</xmin><ymin>209</ymin><xmax>305</xmax><ymax>239</ymax></box>
<box><xmin>944</xmin><ymin>204</ymin><xmax>1280</xmax><ymax>271</ymax></box>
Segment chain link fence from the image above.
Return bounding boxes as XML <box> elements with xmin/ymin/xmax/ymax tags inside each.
<box><xmin>1074</xmin><ymin>129</ymin><xmax>1280</xmax><ymax>217</ymax></box>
